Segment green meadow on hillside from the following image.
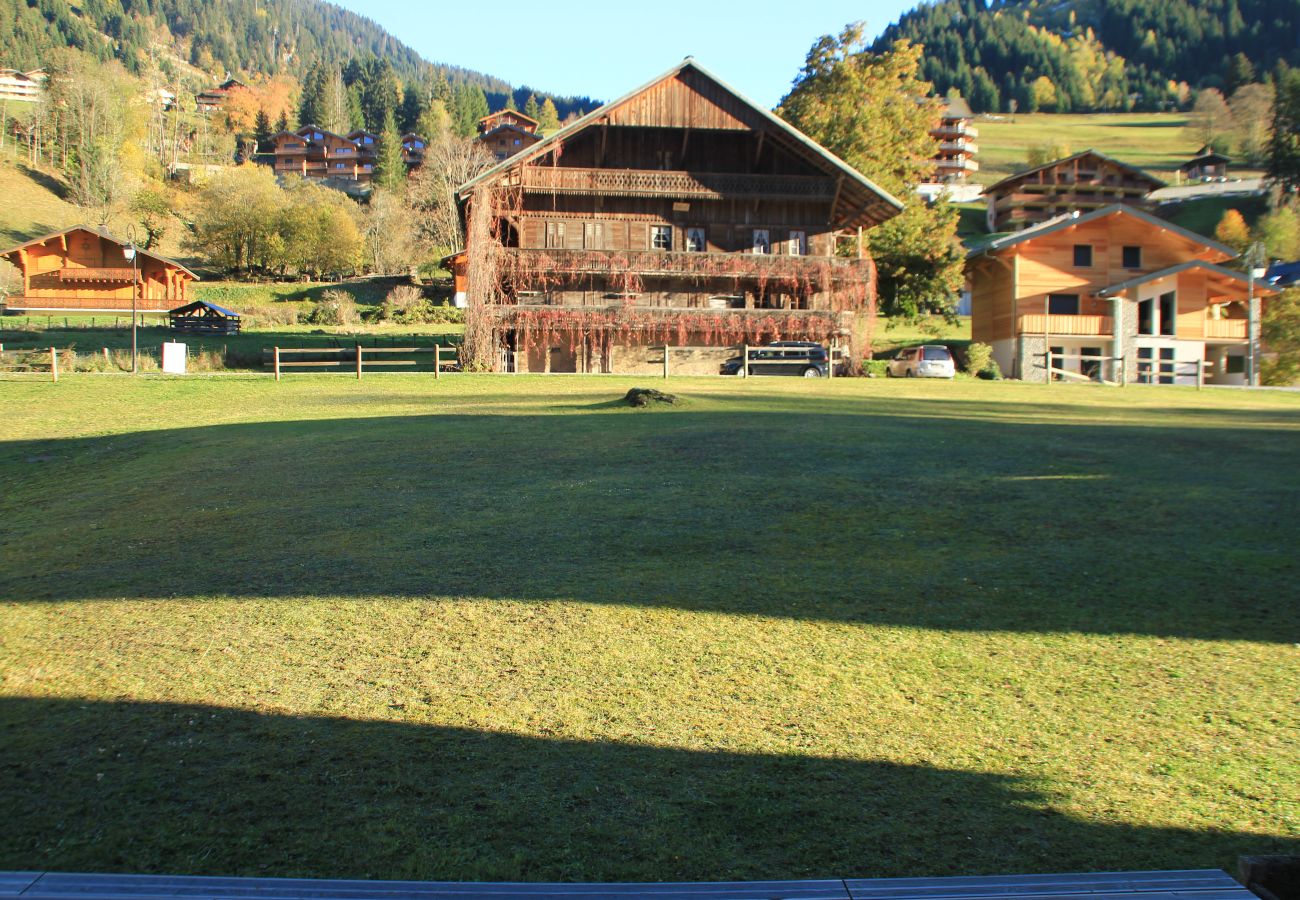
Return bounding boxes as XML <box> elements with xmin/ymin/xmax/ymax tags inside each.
<box><xmin>1</xmin><ymin>375</ymin><xmax>1296</xmax><ymax>881</ymax></box>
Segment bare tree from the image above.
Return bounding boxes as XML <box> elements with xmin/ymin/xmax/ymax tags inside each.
<box><xmin>1190</xmin><ymin>88</ymin><xmax>1233</xmax><ymax>150</ymax></box>
<box><xmin>405</xmin><ymin>134</ymin><xmax>494</xmax><ymax>256</ymax></box>
<box><xmin>362</xmin><ymin>187</ymin><xmax>417</xmax><ymax>275</ymax></box>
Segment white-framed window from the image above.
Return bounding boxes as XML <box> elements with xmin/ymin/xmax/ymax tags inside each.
<box><xmin>651</xmin><ymin>225</ymin><xmax>673</xmax><ymax>250</ymax></box>
<box><xmin>752</xmin><ymin>229</ymin><xmax>771</xmax><ymax>255</ymax></box>
<box><xmin>583</xmin><ymin>222</ymin><xmax>605</xmax><ymax>249</ymax></box>
<box><xmin>336</xmin><ymin>147</ymin><xmax>352</xmax><ymax>155</ymax></box>
<box><xmin>788</xmin><ymin>231</ymin><xmax>807</xmax><ymax>256</ymax></box>
<box><xmin>686</xmin><ymin>227</ymin><xmax>706</xmax><ymax>253</ymax></box>
<box><xmin>335</xmin><ymin>162</ymin><xmax>346</xmax><ymax>169</ymax></box>
<box><xmin>546</xmin><ymin>221</ymin><xmax>567</xmax><ymax>249</ymax></box>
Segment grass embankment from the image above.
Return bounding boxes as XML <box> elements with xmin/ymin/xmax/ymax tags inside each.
<box><xmin>1</xmin><ymin>375</ymin><xmax>1296</xmax><ymax>881</ymax></box>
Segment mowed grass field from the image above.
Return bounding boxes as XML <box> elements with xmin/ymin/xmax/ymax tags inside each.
<box><xmin>1</xmin><ymin>375</ymin><xmax>1297</xmax><ymax>882</ymax></box>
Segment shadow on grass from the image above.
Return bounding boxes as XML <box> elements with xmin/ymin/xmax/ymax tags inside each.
<box><xmin>2</xmin><ymin>401</ymin><xmax>1298</xmax><ymax>643</ymax></box>
<box><xmin>0</xmin><ymin>696</ymin><xmax>1293</xmax><ymax>881</ymax></box>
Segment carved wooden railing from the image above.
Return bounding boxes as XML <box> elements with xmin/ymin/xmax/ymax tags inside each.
<box><xmin>4</xmin><ymin>294</ymin><xmax>174</xmax><ymax>311</ymax></box>
<box><xmin>1204</xmin><ymin>318</ymin><xmax>1247</xmax><ymax>339</ymax></box>
<box><xmin>517</xmin><ymin>167</ymin><xmax>837</xmax><ymax>201</ymax></box>
<box><xmin>1018</xmin><ymin>314</ymin><xmax>1114</xmax><ymax>336</ymax></box>
<box><xmin>499</xmin><ymin>247</ymin><xmax>874</xmax><ymax>285</ymax></box>
<box><xmin>54</xmin><ymin>267</ymin><xmax>136</xmax><ymax>282</ymax></box>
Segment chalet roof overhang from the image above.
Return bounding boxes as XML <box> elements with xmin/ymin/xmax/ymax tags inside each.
<box><xmin>456</xmin><ymin>58</ymin><xmax>904</xmax><ymax>231</ymax></box>
<box><xmin>1182</xmin><ymin>152</ymin><xmax>1231</xmax><ymax>167</ymax></box>
<box><xmin>967</xmin><ymin>205</ymin><xmax>1236</xmax><ymax>262</ymax></box>
<box><xmin>1096</xmin><ymin>260</ymin><xmax>1277</xmax><ymax>299</ymax></box>
<box><xmin>984</xmin><ymin>149</ymin><xmax>1166</xmax><ymax>195</ymax></box>
<box><xmin>480</xmin><ymin>110</ymin><xmax>539</xmax><ymax>127</ymax></box>
<box><xmin>170</xmin><ymin>299</ymin><xmax>239</xmax><ymax>317</ymax></box>
<box><xmin>0</xmin><ymin>226</ymin><xmax>200</xmax><ymax>279</ymax></box>
<box><xmin>478</xmin><ymin>124</ymin><xmax>541</xmax><ymax>142</ymax></box>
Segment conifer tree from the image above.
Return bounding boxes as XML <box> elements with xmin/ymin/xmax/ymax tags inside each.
<box><xmin>375</xmin><ymin>108</ymin><xmax>405</xmax><ymax>190</ymax></box>
<box><xmin>254</xmin><ymin>108</ymin><xmax>272</xmax><ymax>150</ymax></box>
<box><xmin>537</xmin><ymin>97</ymin><xmax>561</xmax><ymax>133</ymax></box>
<box><xmin>524</xmin><ymin>93</ymin><xmax>540</xmax><ymax>120</ymax></box>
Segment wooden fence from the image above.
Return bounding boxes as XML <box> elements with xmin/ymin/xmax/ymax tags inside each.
<box><xmin>0</xmin><ymin>345</ymin><xmax>60</xmax><ymax>381</ymax></box>
<box><xmin>272</xmin><ymin>344</ymin><xmax>455</xmax><ymax>380</ymax></box>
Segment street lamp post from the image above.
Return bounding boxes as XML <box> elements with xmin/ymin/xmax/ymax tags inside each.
<box><xmin>124</xmin><ymin>225</ymin><xmax>139</xmax><ymax>373</ymax></box>
<box><xmin>1245</xmin><ymin>241</ymin><xmax>1267</xmax><ymax>388</ymax></box>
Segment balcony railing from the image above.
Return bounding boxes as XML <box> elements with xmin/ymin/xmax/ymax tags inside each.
<box><xmin>1204</xmin><ymin>319</ymin><xmax>1247</xmax><ymax>339</ymax></box>
<box><xmin>499</xmin><ymin>247</ymin><xmax>874</xmax><ymax>287</ymax></box>
<box><xmin>516</xmin><ymin>167</ymin><xmax>837</xmax><ymax>201</ymax></box>
<box><xmin>54</xmin><ymin>267</ymin><xmax>136</xmax><ymax>283</ymax></box>
<box><xmin>938</xmin><ymin>140</ymin><xmax>978</xmax><ymax>153</ymax></box>
<box><xmin>1018</xmin><ymin>314</ymin><xmax>1113</xmax><ymax>336</ymax></box>
<box><xmin>933</xmin><ymin>123</ymin><xmax>978</xmax><ymax>139</ymax></box>
<box><xmin>4</xmin><ymin>294</ymin><xmax>174</xmax><ymax>312</ymax></box>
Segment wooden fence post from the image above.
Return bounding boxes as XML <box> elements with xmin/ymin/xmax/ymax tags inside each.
<box><xmin>435</xmin><ymin>345</ymin><xmax>441</xmax><ymax>380</ymax></box>
<box><xmin>355</xmin><ymin>342</ymin><xmax>362</xmax><ymax>380</ymax></box>
<box><xmin>828</xmin><ymin>341</ymin><xmax>835</xmax><ymax>380</ymax></box>
<box><xmin>1196</xmin><ymin>359</ymin><xmax>1204</xmax><ymax>391</ymax></box>
<box><xmin>1044</xmin><ymin>349</ymin><xmax>1052</xmax><ymax>386</ymax></box>
<box><xmin>102</xmin><ymin>347</ymin><xmax>109</xmax><ymax>364</ymax></box>
<box><xmin>273</xmin><ymin>346</ymin><xmax>280</xmax><ymax>381</ymax></box>
<box><xmin>742</xmin><ymin>344</ymin><xmax>749</xmax><ymax>378</ymax></box>
<box><xmin>50</xmin><ymin>346</ymin><xmax>58</xmax><ymax>383</ymax></box>
<box><xmin>663</xmin><ymin>345</ymin><xmax>669</xmax><ymax>379</ymax></box>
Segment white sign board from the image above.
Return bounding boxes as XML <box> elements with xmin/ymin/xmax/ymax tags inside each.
<box><xmin>161</xmin><ymin>342</ymin><xmax>187</xmax><ymax>375</ymax></box>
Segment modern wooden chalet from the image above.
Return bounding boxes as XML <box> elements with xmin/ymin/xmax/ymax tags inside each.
<box><xmin>453</xmin><ymin>58</ymin><xmax>903</xmax><ymax>374</ymax></box>
<box><xmin>1</xmin><ymin>226</ymin><xmax>197</xmax><ymax>314</ymax></box>
<box><xmin>269</xmin><ymin>126</ymin><xmax>425</xmax><ymax>183</ymax></box>
<box><xmin>401</xmin><ymin>133</ymin><xmax>427</xmax><ymax>168</ymax></box>
<box><xmin>967</xmin><ymin>205</ymin><xmax>1275</xmax><ymax>385</ymax></box>
<box><xmin>477</xmin><ymin>110</ymin><xmax>543</xmax><ymax>162</ymax></box>
<box><xmin>984</xmin><ymin>151</ymin><xmax>1164</xmax><ymax>233</ymax></box>
<box><xmin>931</xmin><ymin>96</ymin><xmax>978</xmax><ymax>182</ymax></box>
<box><xmin>197</xmin><ymin>79</ymin><xmax>245</xmax><ymax>113</ymax></box>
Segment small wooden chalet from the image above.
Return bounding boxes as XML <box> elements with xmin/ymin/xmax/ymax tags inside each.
<box><xmin>984</xmin><ymin>151</ymin><xmax>1164</xmax><ymax>233</ymax></box>
<box><xmin>271</xmin><ymin>125</ymin><xmax>376</xmax><ymax>182</ymax></box>
<box><xmin>1180</xmin><ymin>146</ymin><xmax>1230</xmax><ymax>181</ymax></box>
<box><xmin>931</xmin><ymin>96</ymin><xmax>978</xmax><ymax>182</ymax></box>
<box><xmin>1</xmin><ymin>226</ymin><xmax>197</xmax><ymax>313</ymax></box>
<box><xmin>401</xmin><ymin>133</ymin><xmax>427</xmax><ymax>168</ymax></box>
<box><xmin>967</xmin><ymin>204</ymin><xmax>1276</xmax><ymax>385</ymax></box>
<box><xmin>169</xmin><ymin>300</ymin><xmax>242</xmax><ymax>335</ymax></box>
<box><xmin>197</xmin><ymin>79</ymin><xmax>245</xmax><ymax>113</ymax></box>
<box><xmin>453</xmin><ymin>58</ymin><xmax>903</xmax><ymax>374</ymax></box>
<box><xmin>479</xmin><ymin>110</ymin><xmax>540</xmax><ymax>135</ymax></box>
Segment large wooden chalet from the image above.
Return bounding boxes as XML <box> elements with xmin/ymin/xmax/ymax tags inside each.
<box><xmin>968</xmin><ymin>205</ymin><xmax>1275</xmax><ymax>385</ymax></box>
<box><xmin>477</xmin><ymin>110</ymin><xmax>543</xmax><ymax>162</ymax></box>
<box><xmin>269</xmin><ymin>125</ymin><xmax>426</xmax><ymax>183</ymax></box>
<box><xmin>453</xmin><ymin>58</ymin><xmax>902</xmax><ymax>374</ymax></box>
<box><xmin>1</xmin><ymin>226</ymin><xmax>197</xmax><ymax>313</ymax></box>
<box><xmin>985</xmin><ymin>150</ymin><xmax>1164</xmax><ymax>233</ymax></box>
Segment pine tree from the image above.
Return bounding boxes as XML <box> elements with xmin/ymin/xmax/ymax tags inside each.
<box><xmin>374</xmin><ymin>108</ymin><xmax>405</xmax><ymax>190</ymax></box>
<box><xmin>276</xmin><ymin>110</ymin><xmax>289</xmax><ymax>133</ymax></box>
<box><xmin>1214</xmin><ymin>209</ymin><xmax>1252</xmax><ymax>256</ymax></box>
<box><xmin>503</xmin><ymin>95</ymin><xmax>518</xmax><ymax>111</ymax></box>
<box><xmin>524</xmin><ymin>93</ymin><xmax>540</xmax><ymax>120</ymax></box>
<box><xmin>537</xmin><ymin>97</ymin><xmax>561</xmax><ymax>133</ymax></box>
<box><xmin>399</xmin><ymin>85</ymin><xmax>426</xmax><ymax>134</ymax></box>
<box><xmin>1269</xmin><ymin>70</ymin><xmax>1300</xmax><ymax>194</ymax></box>
<box><xmin>254</xmin><ymin>108</ymin><xmax>272</xmax><ymax>150</ymax></box>
<box><xmin>321</xmin><ymin>66</ymin><xmax>349</xmax><ymax>134</ymax></box>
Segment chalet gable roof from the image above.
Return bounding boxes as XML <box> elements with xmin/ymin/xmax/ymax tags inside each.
<box><xmin>457</xmin><ymin>58</ymin><xmax>904</xmax><ymax>229</ymax></box>
<box><xmin>984</xmin><ymin>150</ymin><xmax>1166</xmax><ymax>195</ymax></box>
<box><xmin>1095</xmin><ymin>260</ymin><xmax>1273</xmax><ymax>298</ymax></box>
<box><xmin>967</xmin><ymin>205</ymin><xmax>1236</xmax><ymax>261</ymax></box>
<box><xmin>0</xmin><ymin>225</ymin><xmax>200</xmax><ymax>279</ymax></box>
<box><xmin>479</xmin><ymin>109</ymin><xmax>539</xmax><ymax>127</ymax></box>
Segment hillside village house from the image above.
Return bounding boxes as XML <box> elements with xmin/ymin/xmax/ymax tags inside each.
<box><xmin>196</xmin><ymin>78</ymin><xmax>245</xmax><ymax>113</ymax></box>
<box><xmin>984</xmin><ymin>150</ymin><xmax>1163</xmax><ymax>233</ymax></box>
<box><xmin>1180</xmin><ymin>145</ymin><xmax>1230</xmax><ymax>182</ymax></box>
<box><xmin>1</xmin><ymin>225</ymin><xmax>197</xmax><ymax>313</ymax></box>
<box><xmin>967</xmin><ymin>205</ymin><xmax>1275</xmax><ymax>386</ymax></box>
<box><xmin>477</xmin><ymin>109</ymin><xmax>542</xmax><ymax>161</ymax></box>
<box><xmin>451</xmin><ymin>58</ymin><xmax>902</xmax><ymax>374</ymax></box>
<box><xmin>270</xmin><ymin>125</ymin><xmax>426</xmax><ymax>183</ymax></box>
<box><xmin>0</xmin><ymin>68</ymin><xmax>45</xmax><ymax>103</ymax></box>
<box><xmin>930</xmin><ymin>96</ymin><xmax>978</xmax><ymax>183</ymax></box>
<box><xmin>401</xmin><ymin>132</ymin><xmax>427</xmax><ymax>168</ymax></box>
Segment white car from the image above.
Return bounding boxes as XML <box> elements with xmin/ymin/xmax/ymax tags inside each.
<box><xmin>888</xmin><ymin>345</ymin><xmax>956</xmax><ymax>378</ymax></box>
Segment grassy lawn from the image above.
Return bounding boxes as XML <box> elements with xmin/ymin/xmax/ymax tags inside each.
<box><xmin>1</xmin><ymin>375</ymin><xmax>1296</xmax><ymax>882</ymax></box>
<box><xmin>973</xmin><ymin>113</ymin><xmax>1264</xmax><ymax>185</ymax></box>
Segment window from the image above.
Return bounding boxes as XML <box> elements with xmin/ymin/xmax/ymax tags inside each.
<box><xmin>1122</xmin><ymin>246</ymin><xmax>1142</xmax><ymax>269</ymax></box>
<box><xmin>583</xmin><ymin>222</ymin><xmax>605</xmax><ymax>250</ymax></box>
<box><xmin>545</xmin><ymin>222</ymin><xmax>567</xmax><ymax>249</ymax></box>
<box><xmin>1073</xmin><ymin>244</ymin><xmax>1093</xmax><ymax>267</ymax></box>
<box><xmin>788</xmin><ymin>231</ymin><xmax>807</xmax><ymax>256</ymax></box>
<box><xmin>686</xmin><ymin>227</ymin><xmax>706</xmax><ymax>253</ymax></box>
<box><xmin>1048</xmin><ymin>293</ymin><xmax>1080</xmax><ymax>315</ymax></box>
<box><xmin>656</xmin><ymin>150</ymin><xmax>673</xmax><ymax>170</ymax></box>
<box><xmin>336</xmin><ymin>147</ymin><xmax>352</xmax><ymax>155</ymax></box>
<box><xmin>752</xmin><ymin>229</ymin><xmax>771</xmax><ymax>255</ymax></box>
<box><xmin>651</xmin><ymin>225</ymin><xmax>672</xmax><ymax>250</ymax></box>
<box><xmin>1138</xmin><ymin>298</ymin><xmax>1155</xmax><ymax>335</ymax></box>
<box><xmin>1159</xmin><ymin>291</ymin><xmax>1176</xmax><ymax>336</ymax></box>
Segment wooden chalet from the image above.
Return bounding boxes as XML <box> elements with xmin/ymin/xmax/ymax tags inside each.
<box><xmin>478</xmin><ymin>111</ymin><xmax>542</xmax><ymax>162</ymax></box>
<box><xmin>1180</xmin><ymin>145</ymin><xmax>1230</xmax><ymax>181</ymax></box>
<box><xmin>479</xmin><ymin>110</ymin><xmax>540</xmax><ymax>135</ymax></box>
<box><xmin>984</xmin><ymin>151</ymin><xmax>1164</xmax><ymax>233</ymax></box>
<box><xmin>967</xmin><ymin>204</ymin><xmax>1275</xmax><ymax>385</ymax></box>
<box><xmin>269</xmin><ymin>126</ymin><xmax>426</xmax><ymax>183</ymax></box>
<box><xmin>197</xmin><ymin>79</ymin><xmax>245</xmax><ymax>113</ymax></box>
<box><xmin>1</xmin><ymin>226</ymin><xmax>197</xmax><ymax>313</ymax></box>
<box><xmin>453</xmin><ymin>58</ymin><xmax>903</xmax><ymax>374</ymax></box>
<box><xmin>931</xmin><ymin>96</ymin><xmax>978</xmax><ymax>182</ymax></box>
<box><xmin>401</xmin><ymin>133</ymin><xmax>427</xmax><ymax>168</ymax></box>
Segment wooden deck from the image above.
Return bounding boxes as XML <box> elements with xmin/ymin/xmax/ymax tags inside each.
<box><xmin>0</xmin><ymin>870</ymin><xmax>1252</xmax><ymax>900</ymax></box>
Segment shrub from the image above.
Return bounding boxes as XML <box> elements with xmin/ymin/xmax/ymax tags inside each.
<box><xmin>862</xmin><ymin>358</ymin><xmax>890</xmax><ymax>377</ymax></box>
<box><xmin>190</xmin><ymin>349</ymin><xmax>227</xmax><ymax>372</ymax></box>
<box><xmin>375</xmin><ymin>285</ymin><xmax>465</xmax><ymax>325</ymax></box>
<box><xmin>243</xmin><ymin>304</ymin><xmax>300</xmax><ymax>327</ymax></box>
<box><xmin>964</xmin><ymin>342</ymin><xmax>1003</xmax><ymax>380</ymax></box>
<box><xmin>302</xmin><ymin>289</ymin><xmax>358</xmax><ymax>326</ymax></box>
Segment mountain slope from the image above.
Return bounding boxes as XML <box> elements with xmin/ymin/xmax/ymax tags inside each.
<box><xmin>0</xmin><ymin>0</ymin><xmax>595</xmax><ymax>117</ymax></box>
<box><xmin>873</xmin><ymin>0</ymin><xmax>1300</xmax><ymax>113</ymax></box>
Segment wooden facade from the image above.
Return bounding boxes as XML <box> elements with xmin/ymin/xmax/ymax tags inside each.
<box><xmin>967</xmin><ymin>205</ymin><xmax>1275</xmax><ymax>385</ymax></box>
<box><xmin>197</xmin><ymin>79</ymin><xmax>245</xmax><ymax>113</ymax></box>
<box><xmin>1</xmin><ymin>226</ymin><xmax>197</xmax><ymax>313</ymax></box>
<box><xmin>270</xmin><ymin>126</ymin><xmax>425</xmax><ymax>183</ymax></box>
<box><xmin>1180</xmin><ymin>146</ymin><xmax>1230</xmax><ymax>181</ymax></box>
<box><xmin>454</xmin><ymin>59</ymin><xmax>902</xmax><ymax>374</ymax></box>
<box><xmin>931</xmin><ymin>96</ymin><xmax>978</xmax><ymax>182</ymax></box>
<box><xmin>984</xmin><ymin>151</ymin><xmax>1163</xmax><ymax>233</ymax></box>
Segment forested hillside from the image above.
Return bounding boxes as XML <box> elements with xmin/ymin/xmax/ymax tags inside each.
<box><xmin>0</xmin><ymin>0</ymin><xmax>594</xmax><ymax>118</ymax></box>
<box><xmin>874</xmin><ymin>0</ymin><xmax>1300</xmax><ymax>112</ymax></box>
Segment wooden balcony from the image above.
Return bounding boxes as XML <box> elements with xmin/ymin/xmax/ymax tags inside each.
<box><xmin>55</xmin><ymin>267</ymin><xmax>136</xmax><ymax>283</ymax></box>
<box><xmin>1204</xmin><ymin>319</ymin><xmax>1247</xmax><ymax>340</ymax></box>
<box><xmin>1018</xmin><ymin>314</ymin><xmax>1113</xmax><ymax>336</ymax></box>
<box><xmin>516</xmin><ymin>167</ymin><xmax>837</xmax><ymax>201</ymax></box>
<box><xmin>499</xmin><ymin>247</ymin><xmax>874</xmax><ymax>286</ymax></box>
<box><xmin>4</xmin><ymin>294</ymin><xmax>174</xmax><ymax>312</ymax></box>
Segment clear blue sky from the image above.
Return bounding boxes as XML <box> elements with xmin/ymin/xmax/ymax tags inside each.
<box><xmin>330</xmin><ymin>1</ymin><xmax>916</xmax><ymax>109</ymax></box>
